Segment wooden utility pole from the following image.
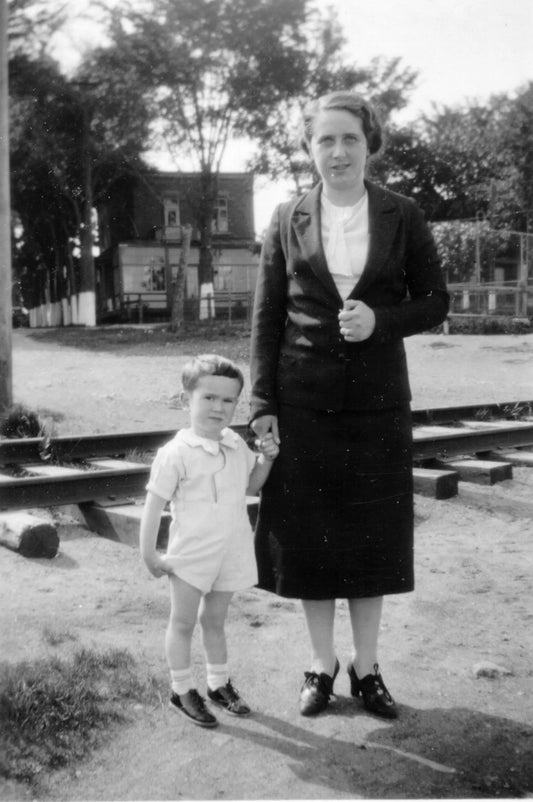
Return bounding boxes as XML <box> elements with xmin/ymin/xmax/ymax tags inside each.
<box><xmin>0</xmin><ymin>0</ymin><xmax>13</xmax><ymax>412</ymax></box>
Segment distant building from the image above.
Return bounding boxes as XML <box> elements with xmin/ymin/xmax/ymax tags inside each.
<box><xmin>95</xmin><ymin>171</ymin><xmax>259</xmax><ymax>323</ymax></box>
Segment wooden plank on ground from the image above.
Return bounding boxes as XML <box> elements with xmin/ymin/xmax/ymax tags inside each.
<box><xmin>432</xmin><ymin>458</ymin><xmax>512</xmax><ymax>485</ymax></box>
<box><xmin>0</xmin><ymin>511</ymin><xmax>59</xmax><ymax>558</ymax></box>
<box><xmin>413</xmin><ymin>468</ymin><xmax>458</xmax><ymax>499</ymax></box>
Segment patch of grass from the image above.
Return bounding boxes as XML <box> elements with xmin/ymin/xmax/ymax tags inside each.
<box><xmin>0</xmin><ymin>404</ymin><xmax>44</xmax><ymax>439</ymax></box>
<box><xmin>0</xmin><ymin>404</ymin><xmax>62</xmax><ymax>442</ymax></box>
<box><xmin>41</xmin><ymin>628</ymin><xmax>78</xmax><ymax>647</ymax></box>
<box><xmin>501</xmin><ymin>401</ymin><xmax>533</xmax><ymax>420</ymax></box>
<box><xmin>0</xmin><ymin>648</ymin><xmax>158</xmax><ymax>787</ymax></box>
<box><xmin>24</xmin><ymin>320</ymin><xmax>252</xmax><ymax>359</ymax></box>
<box><xmin>125</xmin><ymin>447</ymin><xmax>156</xmax><ymax>464</ymax></box>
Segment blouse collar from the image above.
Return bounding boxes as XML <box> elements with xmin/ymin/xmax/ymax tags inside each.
<box><xmin>321</xmin><ymin>190</ymin><xmax>368</xmax><ymax>222</ymax></box>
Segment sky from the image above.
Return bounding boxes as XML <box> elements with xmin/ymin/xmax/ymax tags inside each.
<box><xmin>50</xmin><ymin>0</ymin><xmax>533</xmax><ymax>234</ymax></box>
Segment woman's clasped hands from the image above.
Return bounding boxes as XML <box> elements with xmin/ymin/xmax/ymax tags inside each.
<box><xmin>338</xmin><ymin>299</ymin><xmax>376</xmax><ymax>342</ymax></box>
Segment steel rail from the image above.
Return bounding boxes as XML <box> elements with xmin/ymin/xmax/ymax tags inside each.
<box><xmin>1</xmin><ymin>414</ymin><xmax>533</xmax><ymax>512</ymax></box>
<box><xmin>0</xmin><ymin>425</ymin><xmax>250</xmax><ymax>465</ymax></box>
<box><xmin>1</xmin><ymin>401</ymin><xmax>532</xmax><ymax>466</ymax></box>
<box><xmin>412</xmin><ymin>422</ymin><xmax>533</xmax><ymax>461</ymax></box>
<box><xmin>0</xmin><ymin>465</ymin><xmax>149</xmax><ymax>510</ymax></box>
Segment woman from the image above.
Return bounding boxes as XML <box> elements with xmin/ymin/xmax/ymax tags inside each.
<box><xmin>250</xmin><ymin>91</ymin><xmax>449</xmax><ymax>719</ymax></box>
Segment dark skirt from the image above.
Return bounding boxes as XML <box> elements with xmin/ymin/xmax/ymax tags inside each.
<box><xmin>255</xmin><ymin>404</ymin><xmax>414</xmax><ymax>600</ymax></box>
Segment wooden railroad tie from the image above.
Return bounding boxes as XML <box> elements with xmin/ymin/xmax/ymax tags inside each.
<box><xmin>2</xmin><ymin>404</ymin><xmax>533</xmax><ymax>548</ymax></box>
<box><xmin>77</xmin><ymin>496</ymin><xmax>260</xmax><ymax>548</ymax></box>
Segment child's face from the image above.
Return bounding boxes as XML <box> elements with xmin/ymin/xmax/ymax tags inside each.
<box><xmin>183</xmin><ymin>375</ymin><xmax>241</xmax><ymax>440</ymax></box>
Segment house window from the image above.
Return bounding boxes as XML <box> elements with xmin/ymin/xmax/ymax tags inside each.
<box><xmin>164</xmin><ymin>197</ymin><xmax>181</xmax><ymax>240</ymax></box>
<box><xmin>142</xmin><ymin>257</ymin><xmax>166</xmax><ymax>291</ymax></box>
<box><xmin>213</xmin><ymin>197</ymin><xmax>228</xmax><ymax>233</ymax></box>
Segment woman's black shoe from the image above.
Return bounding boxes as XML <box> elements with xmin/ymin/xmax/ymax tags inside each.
<box><xmin>299</xmin><ymin>658</ymin><xmax>340</xmax><ymax>716</ymax></box>
<box><xmin>347</xmin><ymin>662</ymin><xmax>398</xmax><ymax>719</ymax></box>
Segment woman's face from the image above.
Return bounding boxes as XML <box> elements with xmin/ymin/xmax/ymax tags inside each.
<box><xmin>309</xmin><ymin>109</ymin><xmax>368</xmax><ymax>197</ymax></box>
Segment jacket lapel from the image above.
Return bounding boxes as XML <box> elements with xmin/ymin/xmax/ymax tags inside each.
<box><xmin>291</xmin><ymin>184</ymin><xmax>341</xmax><ymax>303</ymax></box>
<box><xmin>291</xmin><ymin>180</ymin><xmax>402</xmax><ymax>303</ymax></box>
<box><xmin>349</xmin><ymin>181</ymin><xmax>401</xmax><ymax>299</ymax></box>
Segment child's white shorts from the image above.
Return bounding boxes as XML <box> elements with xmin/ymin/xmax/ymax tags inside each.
<box><xmin>163</xmin><ymin>507</ymin><xmax>258</xmax><ymax>594</ymax></box>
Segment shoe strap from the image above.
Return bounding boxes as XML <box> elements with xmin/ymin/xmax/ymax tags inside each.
<box><xmin>363</xmin><ymin>665</ymin><xmax>393</xmax><ymax>702</ymax></box>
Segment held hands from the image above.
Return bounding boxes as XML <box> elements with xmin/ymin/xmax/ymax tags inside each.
<box><xmin>256</xmin><ymin>431</ymin><xmax>280</xmax><ymax>461</ymax></box>
<box><xmin>251</xmin><ymin>415</ymin><xmax>280</xmax><ymax>444</ymax></box>
<box><xmin>338</xmin><ymin>299</ymin><xmax>376</xmax><ymax>342</ymax></box>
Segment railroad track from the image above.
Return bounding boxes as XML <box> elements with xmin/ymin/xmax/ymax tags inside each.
<box><xmin>1</xmin><ymin>401</ymin><xmax>533</xmax><ymax>512</ymax></box>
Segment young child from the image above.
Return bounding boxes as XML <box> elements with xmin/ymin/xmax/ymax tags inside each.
<box><xmin>140</xmin><ymin>354</ymin><xmax>279</xmax><ymax>728</ymax></box>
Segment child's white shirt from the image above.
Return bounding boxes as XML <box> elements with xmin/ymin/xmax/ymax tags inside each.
<box><xmin>146</xmin><ymin>427</ymin><xmax>258</xmax><ymax>593</ymax></box>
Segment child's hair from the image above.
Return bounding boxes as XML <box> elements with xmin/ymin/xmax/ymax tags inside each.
<box><xmin>181</xmin><ymin>354</ymin><xmax>244</xmax><ymax>393</ymax></box>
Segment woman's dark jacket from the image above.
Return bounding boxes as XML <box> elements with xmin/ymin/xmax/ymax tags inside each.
<box><xmin>250</xmin><ymin>180</ymin><xmax>449</xmax><ymax>419</ymax></box>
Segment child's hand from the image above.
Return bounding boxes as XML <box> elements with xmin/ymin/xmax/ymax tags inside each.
<box><xmin>256</xmin><ymin>432</ymin><xmax>279</xmax><ymax>461</ymax></box>
<box><xmin>143</xmin><ymin>552</ymin><xmax>172</xmax><ymax>579</ymax></box>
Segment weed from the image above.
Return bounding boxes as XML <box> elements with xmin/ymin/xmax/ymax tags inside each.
<box><xmin>42</xmin><ymin>628</ymin><xmax>78</xmax><ymax>647</ymax></box>
<box><xmin>0</xmin><ymin>648</ymin><xmax>158</xmax><ymax>787</ymax></box>
<box><xmin>124</xmin><ymin>447</ymin><xmax>154</xmax><ymax>464</ymax></box>
<box><xmin>0</xmin><ymin>404</ymin><xmax>44</xmax><ymax>439</ymax></box>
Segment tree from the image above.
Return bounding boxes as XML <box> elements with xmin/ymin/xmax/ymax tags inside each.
<box><xmin>93</xmin><ymin>0</ymin><xmax>316</xmax><ymax>291</ymax></box>
<box><xmin>247</xmin><ymin>5</ymin><xmax>418</xmax><ymax>197</ymax></box>
<box><xmin>377</xmin><ymin>86</ymin><xmax>533</xmax><ymax>229</ymax></box>
<box><xmin>431</xmin><ymin>219</ymin><xmax>513</xmax><ymax>283</ymax></box>
<box><xmin>9</xmin><ymin>51</ymin><xmax>151</xmax><ymax>323</ymax></box>
<box><xmin>501</xmin><ymin>83</ymin><xmax>533</xmax><ymax>232</ymax></box>
<box><xmin>7</xmin><ymin>0</ymin><xmax>66</xmax><ymax>56</ymax></box>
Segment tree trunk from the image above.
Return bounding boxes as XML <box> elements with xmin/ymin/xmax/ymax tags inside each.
<box><xmin>197</xmin><ymin>171</ymin><xmax>217</xmax><ymax>320</ymax></box>
<box><xmin>197</xmin><ymin>171</ymin><xmax>216</xmax><ymax>286</ymax></box>
<box><xmin>78</xmin><ymin>104</ymin><xmax>96</xmax><ymax>326</ymax></box>
<box><xmin>169</xmin><ymin>224</ymin><xmax>192</xmax><ymax>332</ymax></box>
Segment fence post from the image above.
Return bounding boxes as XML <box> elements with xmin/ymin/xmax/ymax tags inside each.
<box><xmin>518</xmin><ymin>282</ymin><xmax>528</xmax><ymax>317</ymax></box>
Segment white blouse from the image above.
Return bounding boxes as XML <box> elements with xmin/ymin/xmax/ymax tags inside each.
<box><xmin>321</xmin><ymin>192</ymin><xmax>369</xmax><ymax>300</ymax></box>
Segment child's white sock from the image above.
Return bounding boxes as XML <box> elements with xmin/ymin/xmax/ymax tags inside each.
<box><xmin>170</xmin><ymin>668</ymin><xmax>195</xmax><ymax>696</ymax></box>
<box><xmin>206</xmin><ymin>663</ymin><xmax>229</xmax><ymax>692</ymax></box>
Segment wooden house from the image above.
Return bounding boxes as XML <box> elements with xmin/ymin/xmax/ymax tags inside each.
<box><xmin>95</xmin><ymin>171</ymin><xmax>259</xmax><ymax>322</ymax></box>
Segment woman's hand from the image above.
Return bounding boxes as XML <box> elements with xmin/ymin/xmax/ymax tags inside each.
<box><xmin>338</xmin><ymin>299</ymin><xmax>376</xmax><ymax>342</ymax></box>
<box><xmin>251</xmin><ymin>415</ymin><xmax>280</xmax><ymax>444</ymax></box>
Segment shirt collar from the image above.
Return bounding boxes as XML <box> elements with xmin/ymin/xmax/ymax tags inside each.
<box><xmin>177</xmin><ymin>427</ymin><xmax>239</xmax><ymax>455</ymax></box>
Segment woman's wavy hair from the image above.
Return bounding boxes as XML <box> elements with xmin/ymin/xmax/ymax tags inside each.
<box><xmin>301</xmin><ymin>91</ymin><xmax>383</xmax><ymax>156</ymax></box>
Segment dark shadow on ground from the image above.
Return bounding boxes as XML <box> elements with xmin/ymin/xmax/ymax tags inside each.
<box><xmin>221</xmin><ymin>701</ymin><xmax>533</xmax><ymax>798</ymax></box>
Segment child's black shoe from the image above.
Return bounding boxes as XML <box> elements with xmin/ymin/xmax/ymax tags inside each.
<box><xmin>169</xmin><ymin>689</ymin><xmax>218</xmax><ymax>727</ymax></box>
<box><xmin>207</xmin><ymin>680</ymin><xmax>251</xmax><ymax>716</ymax></box>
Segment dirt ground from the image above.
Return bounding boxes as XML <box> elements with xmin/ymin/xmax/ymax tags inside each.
<box><xmin>2</xmin><ymin>326</ymin><xmax>533</xmax><ymax>801</ymax></box>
